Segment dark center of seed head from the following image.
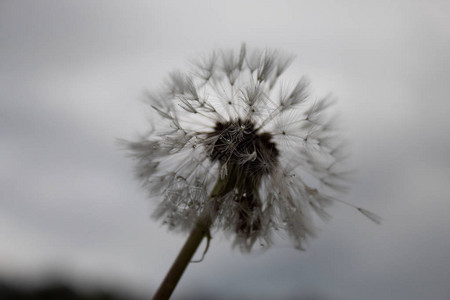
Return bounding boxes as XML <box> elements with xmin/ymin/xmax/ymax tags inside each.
<box><xmin>207</xmin><ymin>118</ymin><xmax>279</xmax><ymax>238</ymax></box>
<box><xmin>207</xmin><ymin>119</ymin><xmax>279</xmax><ymax>178</ymax></box>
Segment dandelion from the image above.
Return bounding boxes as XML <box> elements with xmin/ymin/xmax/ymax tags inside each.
<box><xmin>124</xmin><ymin>44</ymin><xmax>379</xmax><ymax>299</ymax></box>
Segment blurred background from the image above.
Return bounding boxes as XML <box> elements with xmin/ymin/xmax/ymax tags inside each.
<box><xmin>1</xmin><ymin>1</ymin><xmax>450</xmax><ymax>299</ymax></box>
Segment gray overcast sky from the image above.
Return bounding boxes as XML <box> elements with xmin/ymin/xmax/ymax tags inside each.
<box><xmin>1</xmin><ymin>1</ymin><xmax>450</xmax><ymax>299</ymax></box>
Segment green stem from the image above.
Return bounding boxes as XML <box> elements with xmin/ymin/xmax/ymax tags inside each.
<box><xmin>152</xmin><ymin>217</ymin><xmax>211</xmax><ymax>300</ymax></box>
<box><xmin>152</xmin><ymin>165</ymin><xmax>232</xmax><ymax>299</ymax></box>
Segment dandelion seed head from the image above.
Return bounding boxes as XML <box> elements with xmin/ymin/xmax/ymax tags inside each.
<box><xmin>125</xmin><ymin>44</ymin><xmax>357</xmax><ymax>252</ymax></box>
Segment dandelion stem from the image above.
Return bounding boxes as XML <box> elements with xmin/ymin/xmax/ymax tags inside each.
<box><xmin>152</xmin><ymin>217</ymin><xmax>211</xmax><ymax>300</ymax></box>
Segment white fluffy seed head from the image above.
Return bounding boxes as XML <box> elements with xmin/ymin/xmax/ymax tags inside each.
<box><xmin>125</xmin><ymin>44</ymin><xmax>359</xmax><ymax>252</ymax></box>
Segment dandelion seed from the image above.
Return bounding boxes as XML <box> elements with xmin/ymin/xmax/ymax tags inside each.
<box><xmin>358</xmin><ymin>207</ymin><xmax>383</xmax><ymax>225</ymax></box>
<box><xmin>124</xmin><ymin>44</ymin><xmax>380</xmax><ymax>299</ymax></box>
